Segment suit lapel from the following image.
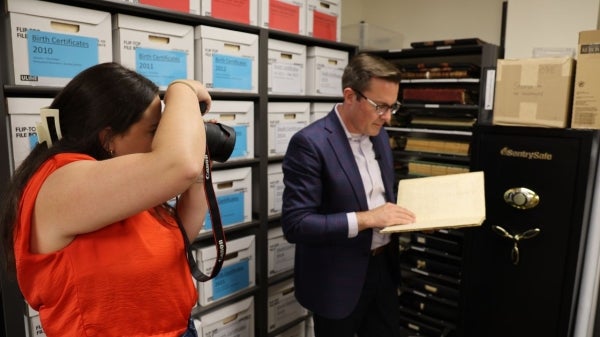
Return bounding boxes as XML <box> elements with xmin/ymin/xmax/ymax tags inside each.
<box><xmin>371</xmin><ymin>134</ymin><xmax>395</xmax><ymax>203</ymax></box>
<box><xmin>323</xmin><ymin>113</ymin><xmax>370</xmax><ymax>211</ymax></box>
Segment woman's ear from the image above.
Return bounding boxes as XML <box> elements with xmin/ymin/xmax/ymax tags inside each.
<box><xmin>99</xmin><ymin>127</ymin><xmax>114</xmax><ymax>154</ymax></box>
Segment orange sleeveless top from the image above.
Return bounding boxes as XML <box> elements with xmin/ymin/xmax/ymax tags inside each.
<box><xmin>14</xmin><ymin>153</ymin><xmax>197</xmax><ymax>337</ymax></box>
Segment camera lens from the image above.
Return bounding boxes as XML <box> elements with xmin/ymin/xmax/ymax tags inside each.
<box><xmin>205</xmin><ymin>122</ymin><xmax>236</xmax><ymax>162</ymax></box>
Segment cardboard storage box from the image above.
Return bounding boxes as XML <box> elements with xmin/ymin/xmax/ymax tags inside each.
<box><xmin>206</xmin><ymin>100</ymin><xmax>255</xmax><ymax>161</ymax></box>
<box><xmin>253</xmin><ymin>163</ymin><xmax>284</xmax><ymax>216</ymax></box>
<box><xmin>310</xmin><ymin>102</ymin><xmax>332</xmax><ymax>123</ymax></box>
<box><xmin>202</xmin><ymin>166</ymin><xmax>252</xmax><ymax>233</ymax></box>
<box><xmin>113</xmin><ymin>14</ymin><xmax>194</xmax><ymax>90</ymax></box>
<box><xmin>259</xmin><ymin>0</ymin><xmax>306</xmax><ymax>35</ymax></box>
<box><xmin>28</xmin><ymin>315</ymin><xmax>46</xmax><ymax>337</ymax></box>
<box><xmin>197</xmin><ymin>297</ymin><xmax>254</xmax><ymax>337</ymax></box>
<box><xmin>196</xmin><ymin>235</ymin><xmax>255</xmax><ymax>306</ymax></box>
<box><xmin>201</xmin><ymin>0</ymin><xmax>258</xmax><ymax>26</ymax></box>
<box><xmin>5</xmin><ymin>0</ymin><xmax>112</xmax><ymax>86</ymax></box>
<box><xmin>306</xmin><ymin>46</ymin><xmax>347</xmax><ymax>96</ymax></box>
<box><xmin>268</xmin><ymin>278</ymin><xmax>308</xmax><ymax>332</ymax></box>
<box><xmin>7</xmin><ymin>97</ymin><xmax>53</xmax><ymax>173</ymax></box>
<box><xmin>572</xmin><ymin>30</ymin><xmax>600</xmax><ymax>129</ymax></box>
<box><xmin>268</xmin><ymin>39</ymin><xmax>307</xmax><ymax>95</ymax></box>
<box><xmin>307</xmin><ymin>0</ymin><xmax>341</xmax><ymax>42</ymax></box>
<box><xmin>267</xmin><ymin>226</ymin><xmax>295</xmax><ymax>277</ymax></box>
<box><xmin>493</xmin><ymin>57</ymin><xmax>574</xmax><ymax>128</ymax></box>
<box><xmin>195</xmin><ymin>25</ymin><xmax>259</xmax><ymax>93</ymax></box>
<box><xmin>267</xmin><ymin>102</ymin><xmax>310</xmax><ymax>157</ymax></box>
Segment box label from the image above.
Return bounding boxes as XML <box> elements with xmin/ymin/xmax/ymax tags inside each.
<box><xmin>313</xmin><ymin>10</ymin><xmax>337</xmax><ymax>41</ymax></box>
<box><xmin>274</xmin><ymin>121</ymin><xmax>306</xmax><ymax>154</ymax></box>
<box><xmin>212</xmin><ymin>259</ymin><xmax>250</xmax><ymax>300</ymax></box>
<box><xmin>270</xmin><ymin>61</ymin><xmax>304</xmax><ymax>94</ymax></box>
<box><xmin>213</xmin><ymin>54</ymin><xmax>253</xmax><ymax>90</ymax></box>
<box><xmin>580</xmin><ymin>44</ymin><xmax>600</xmax><ymax>55</ymax></box>
<box><xmin>231</xmin><ymin>125</ymin><xmax>248</xmax><ymax>158</ymax></box>
<box><xmin>211</xmin><ymin>0</ymin><xmax>250</xmax><ymax>24</ymax></box>
<box><xmin>136</xmin><ymin>48</ymin><xmax>187</xmax><ymax>87</ymax></box>
<box><xmin>204</xmin><ymin>192</ymin><xmax>245</xmax><ymax>229</ymax></box>
<box><xmin>28</xmin><ymin>31</ymin><xmax>98</xmax><ymax>78</ymax></box>
<box><xmin>269</xmin><ymin>0</ymin><xmax>300</xmax><ymax>34</ymax></box>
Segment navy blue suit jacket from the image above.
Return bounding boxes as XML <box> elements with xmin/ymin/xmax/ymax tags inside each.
<box><xmin>281</xmin><ymin>108</ymin><xmax>399</xmax><ymax>319</ymax></box>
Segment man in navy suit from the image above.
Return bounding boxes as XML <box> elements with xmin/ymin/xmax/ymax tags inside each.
<box><xmin>281</xmin><ymin>53</ymin><xmax>416</xmax><ymax>337</ymax></box>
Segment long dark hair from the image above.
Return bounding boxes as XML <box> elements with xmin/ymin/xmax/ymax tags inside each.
<box><xmin>0</xmin><ymin>62</ymin><xmax>159</xmax><ymax>275</ymax></box>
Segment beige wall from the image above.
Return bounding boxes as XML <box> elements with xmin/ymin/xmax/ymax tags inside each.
<box><xmin>341</xmin><ymin>0</ymin><xmax>600</xmax><ymax>58</ymax></box>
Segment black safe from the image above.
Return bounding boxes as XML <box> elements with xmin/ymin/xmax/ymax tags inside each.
<box><xmin>460</xmin><ymin>125</ymin><xmax>600</xmax><ymax>337</ymax></box>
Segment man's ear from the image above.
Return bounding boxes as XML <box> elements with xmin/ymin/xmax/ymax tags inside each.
<box><xmin>342</xmin><ymin>87</ymin><xmax>357</xmax><ymax>102</ymax></box>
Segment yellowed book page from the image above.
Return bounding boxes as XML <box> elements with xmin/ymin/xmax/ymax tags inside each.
<box><xmin>381</xmin><ymin>171</ymin><xmax>486</xmax><ymax>233</ymax></box>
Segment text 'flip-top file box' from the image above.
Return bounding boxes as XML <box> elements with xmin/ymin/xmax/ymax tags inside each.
<box><xmin>268</xmin><ymin>102</ymin><xmax>310</xmax><ymax>157</ymax></box>
<box><xmin>201</xmin><ymin>0</ymin><xmax>258</xmax><ymax>26</ymax></box>
<box><xmin>267</xmin><ymin>226</ymin><xmax>295</xmax><ymax>277</ymax></box>
<box><xmin>28</xmin><ymin>315</ymin><xmax>46</xmax><ymax>337</ymax></box>
<box><xmin>268</xmin><ymin>278</ymin><xmax>307</xmax><ymax>333</ymax></box>
<box><xmin>306</xmin><ymin>46</ymin><xmax>347</xmax><ymax>96</ymax></box>
<box><xmin>259</xmin><ymin>0</ymin><xmax>307</xmax><ymax>35</ymax></box>
<box><xmin>310</xmin><ymin>102</ymin><xmax>332</xmax><ymax>123</ymax></box>
<box><xmin>126</xmin><ymin>0</ymin><xmax>200</xmax><ymax>15</ymax></box>
<box><xmin>113</xmin><ymin>14</ymin><xmax>194</xmax><ymax>90</ymax></box>
<box><xmin>5</xmin><ymin>0</ymin><xmax>112</xmax><ymax>86</ymax></box>
<box><xmin>195</xmin><ymin>26</ymin><xmax>259</xmax><ymax>93</ymax></box>
<box><xmin>207</xmin><ymin>101</ymin><xmax>255</xmax><ymax>161</ymax></box>
<box><xmin>274</xmin><ymin>320</ymin><xmax>306</xmax><ymax>337</ymax></box>
<box><xmin>201</xmin><ymin>166</ymin><xmax>252</xmax><ymax>233</ymax></box>
<box><xmin>307</xmin><ymin>0</ymin><xmax>341</xmax><ymax>42</ymax></box>
<box><xmin>7</xmin><ymin>97</ymin><xmax>53</xmax><ymax>173</ymax></box>
<box><xmin>268</xmin><ymin>39</ymin><xmax>307</xmax><ymax>95</ymax></box>
<box><xmin>196</xmin><ymin>235</ymin><xmax>255</xmax><ymax>306</ymax></box>
<box><xmin>198</xmin><ymin>296</ymin><xmax>255</xmax><ymax>337</ymax></box>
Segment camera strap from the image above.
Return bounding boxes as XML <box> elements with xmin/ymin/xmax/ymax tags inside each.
<box><xmin>176</xmin><ymin>150</ymin><xmax>227</xmax><ymax>282</ymax></box>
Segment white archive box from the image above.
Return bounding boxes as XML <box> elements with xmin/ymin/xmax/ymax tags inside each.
<box><xmin>198</xmin><ymin>296</ymin><xmax>255</xmax><ymax>337</ymax></box>
<box><xmin>195</xmin><ymin>25</ymin><xmax>259</xmax><ymax>93</ymax></box>
<box><xmin>28</xmin><ymin>315</ymin><xmax>46</xmax><ymax>337</ymax></box>
<box><xmin>268</xmin><ymin>278</ymin><xmax>307</xmax><ymax>333</ymax></box>
<box><xmin>201</xmin><ymin>166</ymin><xmax>252</xmax><ymax>233</ymax></box>
<box><xmin>268</xmin><ymin>102</ymin><xmax>310</xmax><ymax>157</ymax></box>
<box><xmin>5</xmin><ymin>0</ymin><xmax>112</xmax><ymax>87</ymax></box>
<box><xmin>267</xmin><ymin>163</ymin><xmax>284</xmax><ymax>216</ymax></box>
<box><xmin>7</xmin><ymin>97</ymin><xmax>53</xmax><ymax>173</ymax></box>
<box><xmin>207</xmin><ymin>101</ymin><xmax>255</xmax><ymax>161</ymax></box>
<box><xmin>310</xmin><ymin>102</ymin><xmax>332</xmax><ymax>123</ymax></box>
<box><xmin>274</xmin><ymin>320</ymin><xmax>306</xmax><ymax>337</ymax></box>
<box><xmin>201</xmin><ymin>0</ymin><xmax>258</xmax><ymax>26</ymax></box>
<box><xmin>267</xmin><ymin>226</ymin><xmax>295</xmax><ymax>277</ymax></box>
<box><xmin>112</xmin><ymin>14</ymin><xmax>194</xmax><ymax>90</ymax></box>
<box><xmin>259</xmin><ymin>0</ymin><xmax>307</xmax><ymax>35</ymax></box>
<box><xmin>306</xmin><ymin>46</ymin><xmax>348</xmax><ymax>96</ymax></box>
<box><xmin>196</xmin><ymin>235</ymin><xmax>255</xmax><ymax>306</ymax></box>
<box><xmin>268</xmin><ymin>39</ymin><xmax>307</xmax><ymax>95</ymax></box>
<box><xmin>307</xmin><ymin>0</ymin><xmax>341</xmax><ymax>42</ymax></box>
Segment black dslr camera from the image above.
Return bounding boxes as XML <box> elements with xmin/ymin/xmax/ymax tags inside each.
<box><xmin>201</xmin><ymin>101</ymin><xmax>236</xmax><ymax>163</ymax></box>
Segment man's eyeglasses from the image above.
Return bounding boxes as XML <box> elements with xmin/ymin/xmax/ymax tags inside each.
<box><xmin>353</xmin><ymin>89</ymin><xmax>401</xmax><ymax>115</ymax></box>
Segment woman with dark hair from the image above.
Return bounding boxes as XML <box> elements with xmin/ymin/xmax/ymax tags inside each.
<box><xmin>0</xmin><ymin>62</ymin><xmax>211</xmax><ymax>337</ymax></box>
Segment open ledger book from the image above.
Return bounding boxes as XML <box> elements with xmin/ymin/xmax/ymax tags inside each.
<box><xmin>381</xmin><ymin>171</ymin><xmax>486</xmax><ymax>233</ymax></box>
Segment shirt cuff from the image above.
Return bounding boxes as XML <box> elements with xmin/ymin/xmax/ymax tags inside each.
<box><xmin>347</xmin><ymin>212</ymin><xmax>358</xmax><ymax>238</ymax></box>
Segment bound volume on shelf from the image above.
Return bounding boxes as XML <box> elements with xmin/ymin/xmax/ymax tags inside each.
<box><xmin>410</xmin><ymin>38</ymin><xmax>486</xmax><ymax>48</ymax></box>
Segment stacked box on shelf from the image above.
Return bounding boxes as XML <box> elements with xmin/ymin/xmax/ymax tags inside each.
<box><xmin>267</xmin><ymin>278</ymin><xmax>308</xmax><ymax>333</ymax></box>
<box><xmin>268</xmin><ymin>39</ymin><xmax>307</xmax><ymax>95</ymax></box>
<box><xmin>6</xmin><ymin>98</ymin><xmax>53</xmax><ymax>172</ymax></box>
<box><xmin>267</xmin><ymin>226</ymin><xmax>295</xmax><ymax>277</ymax></box>
<box><xmin>267</xmin><ymin>102</ymin><xmax>310</xmax><ymax>157</ymax></box>
<box><xmin>125</xmin><ymin>0</ymin><xmax>200</xmax><ymax>14</ymax></box>
<box><xmin>306</xmin><ymin>46</ymin><xmax>348</xmax><ymax>96</ymax></box>
<box><xmin>259</xmin><ymin>0</ymin><xmax>306</xmax><ymax>35</ymax></box>
<box><xmin>195</xmin><ymin>25</ymin><xmax>259</xmax><ymax>93</ymax></box>
<box><xmin>196</xmin><ymin>235</ymin><xmax>256</xmax><ymax>306</ymax></box>
<box><xmin>309</xmin><ymin>102</ymin><xmax>332</xmax><ymax>123</ymax></box>
<box><xmin>206</xmin><ymin>100</ymin><xmax>255</xmax><ymax>161</ymax></box>
<box><xmin>5</xmin><ymin>0</ymin><xmax>112</xmax><ymax>86</ymax></box>
<box><xmin>113</xmin><ymin>14</ymin><xmax>195</xmax><ymax>90</ymax></box>
<box><xmin>196</xmin><ymin>296</ymin><xmax>255</xmax><ymax>337</ymax></box>
<box><xmin>201</xmin><ymin>166</ymin><xmax>252</xmax><ymax>233</ymax></box>
<box><xmin>201</xmin><ymin>0</ymin><xmax>258</xmax><ymax>26</ymax></box>
<box><xmin>306</xmin><ymin>0</ymin><xmax>341</xmax><ymax>42</ymax></box>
